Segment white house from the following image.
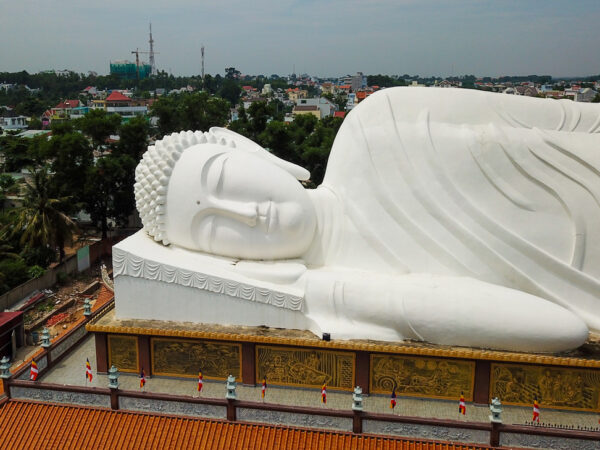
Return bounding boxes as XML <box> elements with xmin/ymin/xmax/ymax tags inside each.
<box><xmin>575</xmin><ymin>88</ymin><xmax>597</xmax><ymax>102</ymax></box>
<box><xmin>295</xmin><ymin>97</ymin><xmax>338</xmax><ymax>117</ymax></box>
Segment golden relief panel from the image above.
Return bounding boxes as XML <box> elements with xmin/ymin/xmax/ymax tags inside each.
<box><xmin>490</xmin><ymin>363</ymin><xmax>600</xmax><ymax>412</ymax></box>
<box><xmin>151</xmin><ymin>338</ymin><xmax>240</xmax><ymax>380</ymax></box>
<box><xmin>370</xmin><ymin>354</ymin><xmax>475</xmax><ymax>400</ymax></box>
<box><xmin>108</xmin><ymin>335</ymin><xmax>139</xmax><ymax>373</ymax></box>
<box><xmin>256</xmin><ymin>345</ymin><xmax>355</xmax><ymax>390</ymax></box>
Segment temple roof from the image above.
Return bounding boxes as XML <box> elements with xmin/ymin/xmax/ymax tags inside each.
<box><xmin>0</xmin><ymin>399</ymin><xmax>491</xmax><ymax>449</ymax></box>
<box><xmin>105</xmin><ymin>91</ymin><xmax>131</xmax><ymax>102</ymax></box>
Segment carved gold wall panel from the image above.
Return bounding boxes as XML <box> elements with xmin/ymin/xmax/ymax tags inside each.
<box><xmin>151</xmin><ymin>338</ymin><xmax>240</xmax><ymax>380</ymax></box>
<box><xmin>491</xmin><ymin>363</ymin><xmax>600</xmax><ymax>412</ymax></box>
<box><xmin>256</xmin><ymin>345</ymin><xmax>354</xmax><ymax>390</ymax></box>
<box><xmin>370</xmin><ymin>354</ymin><xmax>475</xmax><ymax>400</ymax></box>
<box><xmin>108</xmin><ymin>335</ymin><xmax>139</xmax><ymax>373</ymax></box>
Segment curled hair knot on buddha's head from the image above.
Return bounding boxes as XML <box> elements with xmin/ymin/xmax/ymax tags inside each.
<box><xmin>134</xmin><ymin>128</ymin><xmax>310</xmax><ymax>246</ymax></box>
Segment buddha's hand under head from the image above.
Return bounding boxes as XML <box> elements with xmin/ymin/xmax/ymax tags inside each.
<box><xmin>135</xmin><ymin>129</ymin><xmax>318</xmax><ymax>260</ymax></box>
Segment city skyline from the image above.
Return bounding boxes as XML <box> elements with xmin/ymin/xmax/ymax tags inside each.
<box><xmin>2</xmin><ymin>0</ymin><xmax>600</xmax><ymax>78</ymax></box>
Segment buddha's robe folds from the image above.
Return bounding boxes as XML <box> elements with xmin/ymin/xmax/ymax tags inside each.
<box><xmin>319</xmin><ymin>88</ymin><xmax>600</xmax><ymax>332</ymax></box>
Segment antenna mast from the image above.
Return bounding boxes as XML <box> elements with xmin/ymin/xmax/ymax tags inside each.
<box><xmin>149</xmin><ymin>23</ymin><xmax>156</xmax><ymax>75</ymax></box>
<box><xmin>201</xmin><ymin>45</ymin><xmax>205</xmax><ymax>85</ymax></box>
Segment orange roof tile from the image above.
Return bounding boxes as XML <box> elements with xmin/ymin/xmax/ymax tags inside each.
<box><xmin>105</xmin><ymin>91</ymin><xmax>130</xmax><ymax>102</ymax></box>
<box><xmin>0</xmin><ymin>400</ymin><xmax>493</xmax><ymax>449</ymax></box>
<box><xmin>92</xmin><ymin>285</ymin><xmax>114</xmax><ymax>312</ymax></box>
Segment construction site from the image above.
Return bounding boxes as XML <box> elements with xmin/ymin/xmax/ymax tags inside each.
<box><xmin>109</xmin><ymin>24</ymin><xmax>158</xmax><ymax>80</ymax></box>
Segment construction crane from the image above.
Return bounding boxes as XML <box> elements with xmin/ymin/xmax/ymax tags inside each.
<box><xmin>131</xmin><ymin>48</ymin><xmax>160</xmax><ymax>80</ymax></box>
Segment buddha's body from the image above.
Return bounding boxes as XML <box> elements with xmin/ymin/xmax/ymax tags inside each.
<box><xmin>117</xmin><ymin>88</ymin><xmax>600</xmax><ymax>353</ymax></box>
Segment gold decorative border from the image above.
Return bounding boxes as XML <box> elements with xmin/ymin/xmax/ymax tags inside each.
<box><xmin>489</xmin><ymin>363</ymin><xmax>600</xmax><ymax>413</ymax></box>
<box><xmin>88</xmin><ymin>306</ymin><xmax>600</xmax><ymax>369</ymax></box>
<box><xmin>150</xmin><ymin>337</ymin><xmax>242</xmax><ymax>381</ymax></box>
<box><xmin>107</xmin><ymin>334</ymin><xmax>139</xmax><ymax>374</ymax></box>
<box><xmin>255</xmin><ymin>344</ymin><xmax>355</xmax><ymax>391</ymax></box>
<box><xmin>369</xmin><ymin>353</ymin><xmax>476</xmax><ymax>401</ymax></box>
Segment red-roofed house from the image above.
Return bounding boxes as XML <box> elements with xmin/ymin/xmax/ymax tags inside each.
<box><xmin>286</xmin><ymin>88</ymin><xmax>308</xmax><ymax>102</ymax></box>
<box><xmin>334</xmin><ymin>111</ymin><xmax>346</xmax><ymax>119</ymax></box>
<box><xmin>105</xmin><ymin>91</ymin><xmax>132</xmax><ymax>104</ymax></box>
<box><xmin>50</xmin><ymin>100</ymin><xmax>80</xmax><ymax>121</ymax></box>
<box><xmin>105</xmin><ymin>91</ymin><xmax>148</xmax><ymax>123</ymax></box>
<box><xmin>82</xmin><ymin>86</ymin><xmax>98</xmax><ymax>96</ymax></box>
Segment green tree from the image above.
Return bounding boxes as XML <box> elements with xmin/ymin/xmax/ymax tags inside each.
<box><xmin>0</xmin><ymin>257</ymin><xmax>30</xmax><ymax>293</ymax></box>
<box><xmin>10</xmin><ymin>165</ymin><xmax>77</xmax><ymax>262</ymax></box>
<box><xmin>0</xmin><ymin>135</ymin><xmax>32</xmax><ymax>171</ymax></box>
<box><xmin>333</xmin><ymin>94</ymin><xmax>347</xmax><ymax>111</ymax></box>
<box><xmin>117</xmin><ymin>116</ymin><xmax>149</xmax><ymax>161</ymax></box>
<box><xmin>224</xmin><ymin>67</ymin><xmax>241</xmax><ymax>80</ymax></box>
<box><xmin>0</xmin><ymin>174</ymin><xmax>18</xmax><ymax>210</ymax></box>
<box><xmin>228</xmin><ymin>104</ymin><xmax>249</xmax><ymax>136</ymax></box>
<box><xmin>151</xmin><ymin>92</ymin><xmax>230</xmax><ymax>135</ymax></box>
<box><xmin>28</xmin><ymin>117</ymin><xmax>43</xmax><ymax>130</ymax></box>
<box><xmin>45</xmin><ymin>131</ymin><xmax>93</xmax><ymax>205</ymax></box>
<box><xmin>75</xmin><ymin>109</ymin><xmax>121</xmax><ymax>150</ymax></box>
<box><xmin>84</xmin><ymin>154</ymin><xmax>137</xmax><ymax>238</ymax></box>
<box><xmin>259</xmin><ymin>121</ymin><xmax>299</xmax><ymax>165</ymax></box>
<box><xmin>247</xmin><ymin>101</ymin><xmax>275</xmax><ymax>141</ymax></box>
<box><xmin>150</xmin><ymin>95</ymin><xmax>179</xmax><ymax>136</ymax></box>
<box><xmin>180</xmin><ymin>92</ymin><xmax>230</xmax><ymax>131</ymax></box>
<box><xmin>219</xmin><ymin>79</ymin><xmax>242</xmax><ymax>106</ymax></box>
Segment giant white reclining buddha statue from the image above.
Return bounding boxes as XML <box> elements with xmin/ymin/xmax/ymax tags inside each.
<box><xmin>113</xmin><ymin>87</ymin><xmax>600</xmax><ymax>353</ymax></box>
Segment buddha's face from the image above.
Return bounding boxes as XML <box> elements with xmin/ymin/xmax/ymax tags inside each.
<box><xmin>165</xmin><ymin>145</ymin><xmax>317</xmax><ymax>260</ymax></box>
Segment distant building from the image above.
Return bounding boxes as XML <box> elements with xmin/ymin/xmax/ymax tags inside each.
<box><xmin>575</xmin><ymin>88</ymin><xmax>597</xmax><ymax>102</ymax></box>
<box><xmin>503</xmin><ymin>86</ymin><xmax>538</xmax><ymax>97</ymax></box>
<box><xmin>292</xmin><ymin>104</ymin><xmax>320</xmax><ymax>119</ymax></box>
<box><xmin>295</xmin><ymin>97</ymin><xmax>337</xmax><ymax>117</ymax></box>
<box><xmin>321</xmin><ymin>82</ymin><xmax>335</xmax><ymax>95</ymax></box>
<box><xmin>50</xmin><ymin>99</ymin><xmax>80</xmax><ymax>121</ymax></box>
<box><xmin>339</xmin><ymin>72</ymin><xmax>366</xmax><ymax>92</ymax></box>
<box><xmin>110</xmin><ymin>60</ymin><xmax>152</xmax><ymax>80</ymax></box>
<box><xmin>0</xmin><ymin>113</ymin><xmax>28</xmax><ymax>131</ymax></box>
<box><xmin>286</xmin><ymin>88</ymin><xmax>308</xmax><ymax>102</ymax></box>
<box><xmin>435</xmin><ymin>80</ymin><xmax>462</xmax><ymax>88</ymax></box>
<box><xmin>242</xmin><ymin>98</ymin><xmax>268</xmax><ymax>110</ymax></box>
<box><xmin>261</xmin><ymin>84</ymin><xmax>273</xmax><ymax>96</ymax></box>
<box><xmin>346</xmin><ymin>92</ymin><xmax>357</xmax><ymax>110</ymax></box>
<box><xmin>104</xmin><ymin>91</ymin><xmax>148</xmax><ymax>122</ymax></box>
<box><xmin>70</xmin><ymin>106</ymin><xmax>90</xmax><ymax>119</ymax></box>
<box><xmin>82</xmin><ymin>86</ymin><xmax>98</xmax><ymax>97</ymax></box>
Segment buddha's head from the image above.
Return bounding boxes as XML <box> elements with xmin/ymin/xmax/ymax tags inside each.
<box><xmin>134</xmin><ymin>128</ymin><xmax>317</xmax><ymax>260</ymax></box>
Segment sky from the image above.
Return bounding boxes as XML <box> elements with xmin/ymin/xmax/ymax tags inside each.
<box><xmin>2</xmin><ymin>0</ymin><xmax>599</xmax><ymax>78</ymax></box>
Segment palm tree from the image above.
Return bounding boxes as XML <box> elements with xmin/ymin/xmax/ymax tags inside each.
<box><xmin>10</xmin><ymin>166</ymin><xmax>77</xmax><ymax>262</ymax></box>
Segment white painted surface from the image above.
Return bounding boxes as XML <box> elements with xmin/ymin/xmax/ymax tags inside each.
<box><xmin>121</xmin><ymin>88</ymin><xmax>600</xmax><ymax>353</ymax></box>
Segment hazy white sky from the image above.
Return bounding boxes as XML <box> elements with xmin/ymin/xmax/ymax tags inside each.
<box><xmin>2</xmin><ymin>0</ymin><xmax>599</xmax><ymax>78</ymax></box>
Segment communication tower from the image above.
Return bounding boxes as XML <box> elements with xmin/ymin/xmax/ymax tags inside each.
<box><xmin>201</xmin><ymin>45</ymin><xmax>205</xmax><ymax>83</ymax></box>
<box><xmin>149</xmin><ymin>23</ymin><xmax>157</xmax><ymax>75</ymax></box>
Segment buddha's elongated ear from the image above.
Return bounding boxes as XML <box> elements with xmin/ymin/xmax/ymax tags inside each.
<box><xmin>209</xmin><ymin>127</ymin><xmax>310</xmax><ymax>180</ymax></box>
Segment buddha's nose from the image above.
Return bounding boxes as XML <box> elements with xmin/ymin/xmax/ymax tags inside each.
<box><xmin>211</xmin><ymin>199</ymin><xmax>258</xmax><ymax>226</ymax></box>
